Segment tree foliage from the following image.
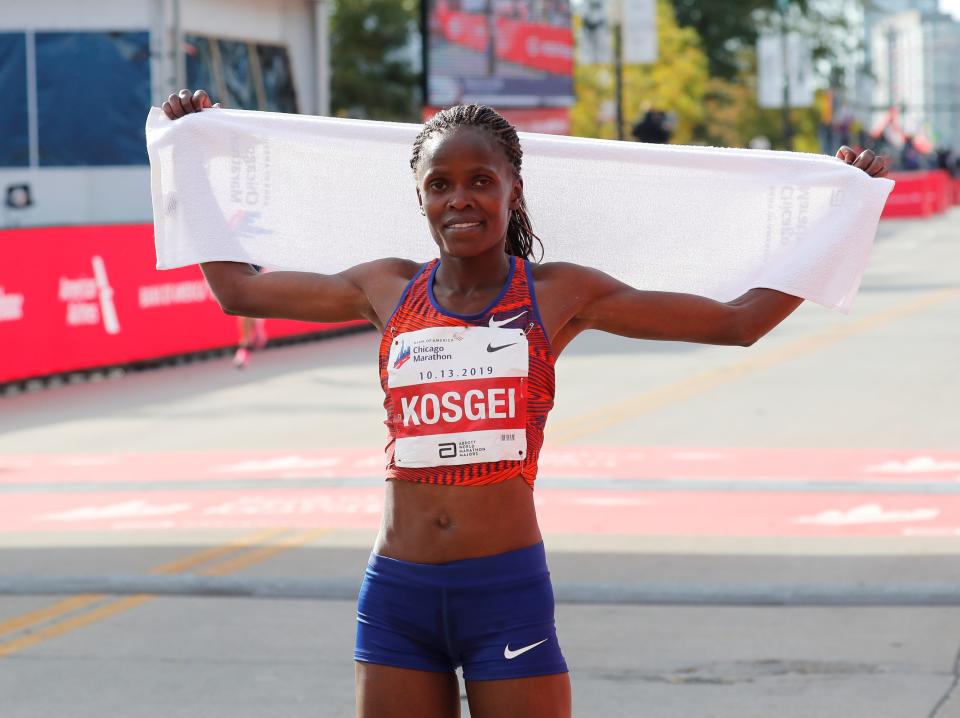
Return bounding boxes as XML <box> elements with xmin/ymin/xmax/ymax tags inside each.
<box><xmin>330</xmin><ymin>0</ymin><xmax>421</xmax><ymax>122</ymax></box>
<box><xmin>571</xmin><ymin>0</ymin><xmax>709</xmax><ymax>142</ymax></box>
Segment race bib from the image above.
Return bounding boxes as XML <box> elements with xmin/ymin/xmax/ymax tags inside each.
<box><xmin>387</xmin><ymin>325</ymin><xmax>528</xmax><ymax>467</ymax></box>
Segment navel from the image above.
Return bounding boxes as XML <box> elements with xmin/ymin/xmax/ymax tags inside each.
<box><xmin>435</xmin><ymin>512</ymin><xmax>453</xmax><ymax>529</ymax></box>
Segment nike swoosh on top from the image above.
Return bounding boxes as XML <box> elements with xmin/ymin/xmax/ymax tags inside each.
<box><xmin>488</xmin><ymin>311</ymin><xmax>527</xmax><ymax>329</ymax></box>
<box><xmin>504</xmin><ymin>639</ymin><xmax>549</xmax><ymax>660</ymax></box>
<box><xmin>487</xmin><ymin>343</ymin><xmax>518</xmax><ymax>353</ymax></box>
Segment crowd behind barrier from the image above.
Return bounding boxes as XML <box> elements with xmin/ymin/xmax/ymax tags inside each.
<box><xmin>1</xmin><ymin>224</ymin><xmax>365</xmax><ymax>385</ymax></box>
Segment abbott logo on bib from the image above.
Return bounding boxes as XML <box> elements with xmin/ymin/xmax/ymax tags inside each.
<box><xmin>387</xmin><ymin>326</ymin><xmax>528</xmax><ymax>467</ymax></box>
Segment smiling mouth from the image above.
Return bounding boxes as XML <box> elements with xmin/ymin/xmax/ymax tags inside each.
<box><xmin>446</xmin><ymin>222</ymin><xmax>483</xmax><ymax>229</ymax></box>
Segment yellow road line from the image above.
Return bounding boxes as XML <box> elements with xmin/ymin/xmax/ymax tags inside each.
<box><xmin>0</xmin><ymin>594</ymin><xmax>106</xmax><ymax>641</ymax></box>
<box><xmin>0</xmin><ymin>595</ymin><xmax>153</xmax><ymax>658</ymax></box>
<box><xmin>548</xmin><ymin>287</ymin><xmax>960</xmax><ymax>445</ymax></box>
<box><xmin>0</xmin><ymin>529</ymin><xmax>330</xmax><ymax>658</ymax></box>
<box><xmin>199</xmin><ymin>528</ymin><xmax>330</xmax><ymax>577</ymax></box>
<box><xmin>0</xmin><ymin>528</ymin><xmax>296</xmax><ymax>656</ymax></box>
<box><xmin>149</xmin><ymin>527</ymin><xmax>287</xmax><ymax>574</ymax></box>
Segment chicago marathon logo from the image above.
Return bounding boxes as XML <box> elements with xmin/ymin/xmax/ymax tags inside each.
<box><xmin>393</xmin><ymin>340</ymin><xmax>411</xmax><ymax>369</ymax></box>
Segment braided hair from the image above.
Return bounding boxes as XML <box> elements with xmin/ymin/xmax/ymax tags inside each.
<box><xmin>410</xmin><ymin>104</ymin><xmax>543</xmax><ymax>262</ymax></box>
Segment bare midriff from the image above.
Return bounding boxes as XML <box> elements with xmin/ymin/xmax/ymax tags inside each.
<box><xmin>373</xmin><ymin>476</ymin><xmax>542</xmax><ymax>564</ymax></box>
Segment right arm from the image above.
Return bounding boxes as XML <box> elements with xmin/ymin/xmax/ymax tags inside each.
<box><xmin>164</xmin><ymin>88</ymin><xmax>419</xmax><ymax>330</ymax></box>
<box><xmin>201</xmin><ymin>259</ymin><xmax>418</xmax><ymax>331</ymax></box>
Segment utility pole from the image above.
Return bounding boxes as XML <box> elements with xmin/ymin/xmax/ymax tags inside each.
<box><xmin>886</xmin><ymin>25</ymin><xmax>896</xmax><ymax>114</ymax></box>
<box><xmin>486</xmin><ymin>0</ymin><xmax>497</xmax><ymax>77</ymax></box>
<box><xmin>313</xmin><ymin>0</ymin><xmax>331</xmax><ymax>116</ymax></box>
<box><xmin>614</xmin><ymin>0</ymin><xmax>624</xmax><ymax>140</ymax></box>
<box><xmin>778</xmin><ymin>0</ymin><xmax>794</xmax><ymax>150</ymax></box>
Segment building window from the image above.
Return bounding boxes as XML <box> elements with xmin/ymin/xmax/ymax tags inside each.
<box><xmin>0</xmin><ymin>33</ymin><xmax>29</xmax><ymax>167</ymax></box>
<box><xmin>185</xmin><ymin>34</ymin><xmax>299</xmax><ymax>113</ymax></box>
<box><xmin>35</xmin><ymin>32</ymin><xmax>150</xmax><ymax>167</ymax></box>
<box><xmin>257</xmin><ymin>44</ymin><xmax>298</xmax><ymax>113</ymax></box>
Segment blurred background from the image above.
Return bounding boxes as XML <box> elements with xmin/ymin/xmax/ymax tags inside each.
<box><xmin>2</xmin><ymin>0</ymin><xmax>959</xmax><ymax>381</ymax></box>
<box><xmin>2</xmin><ymin>3</ymin><xmax>959</xmax><ymax>717</ymax></box>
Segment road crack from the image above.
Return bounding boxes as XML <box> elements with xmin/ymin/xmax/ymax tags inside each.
<box><xmin>927</xmin><ymin>639</ymin><xmax>960</xmax><ymax>718</ymax></box>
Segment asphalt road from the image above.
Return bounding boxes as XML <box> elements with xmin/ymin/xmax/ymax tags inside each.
<box><xmin>1</xmin><ymin>210</ymin><xmax>959</xmax><ymax>717</ymax></box>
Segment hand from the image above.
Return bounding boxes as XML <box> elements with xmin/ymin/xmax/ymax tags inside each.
<box><xmin>835</xmin><ymin>146</ymin><xmax>890</xmax><ymax>178</ymax></box>
<box><xmin>162</xmin><ymin>88</ymin><xmax>220</xmax><ymax>120</ymax></box>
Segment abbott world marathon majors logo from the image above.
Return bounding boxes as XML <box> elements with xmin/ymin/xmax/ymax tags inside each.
<box><xmin>58</xmin><ymin>256</ymin><xmax>120</xmax><ymax>334</ymax></box>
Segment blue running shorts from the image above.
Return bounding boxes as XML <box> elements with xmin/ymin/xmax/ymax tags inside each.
<box><xmin>355</xmin><ymin>542</ymin><xmax>568</xmax><ymax>681</ymax></box>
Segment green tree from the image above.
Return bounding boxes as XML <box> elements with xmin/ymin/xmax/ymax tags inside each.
<box><xmin>330</xmin><ymin>0</ymin><xmax>421</xmax><ymax>122</ymax></box>
<box><xmin>572</xmin><ymin>0</ymin><xmax>709</xmax><ymax>142</ymax></box>
<box><xmin>677</xmin><ymin>0</ymin><xmax>859</xmax><ymax>149</ymax></box>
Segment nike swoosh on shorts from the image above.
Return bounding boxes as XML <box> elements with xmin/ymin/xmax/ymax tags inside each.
<box><xmin>504</xmin><ymin>639</ymin><xmax>549</xmax><ymax>660</ymax></box>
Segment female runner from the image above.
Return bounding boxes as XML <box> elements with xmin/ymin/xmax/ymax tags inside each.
<box><xmin>162</xmin><ymin>88</ymin><xmax>889</xmax><ymax>718</ymax></box>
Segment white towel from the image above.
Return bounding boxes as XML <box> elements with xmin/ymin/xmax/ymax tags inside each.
<box><xmin>146</xmin><ymin>107</ymin><xmax>893</xmax><ymax>312</ymax></box>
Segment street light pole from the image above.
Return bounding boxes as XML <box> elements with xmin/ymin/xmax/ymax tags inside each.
<box><xmin>614</xmin><ymin>0</ymin><xmax>624</xmax><ymax>140</ymax></box>
<box><xmin>778</xmin><ymin>0</ymin><xmax>794</xmax><ymax>150</ymax></box>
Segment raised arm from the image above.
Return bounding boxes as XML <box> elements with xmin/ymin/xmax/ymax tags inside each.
<box><xmin>162</xmin><ymin>89</ymin><xmax>418</xmax><ymax>330</ymax></box>
<box><xmin>539</xmin><ymin>145</ymin><xmax>890</xmax><ymax>354</ymax></box>
<box><xmin>200</xmin><ymin>259</ymin><xmax>417</xmax><ymax>330</ymax></box>
<box><xmin>536</xmin><ymin>263</ymin><xmax>802</xmax><ymax>354</ymax></box>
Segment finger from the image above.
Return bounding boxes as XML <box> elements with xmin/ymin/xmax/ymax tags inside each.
<box><xmin>853</xmin><ymin>149</ymin><xmax>876</xmax><ymax>171</ymax></box>
<box><xmin>161</xmin><ymin>100</ymin><xmax>175</xmax><ymax>120</ymax></box>
<box><xmin>166</xmin><ymin>92</ymin><xmax>185</xmax><ymax>118</ymax></box>
<box><xmin>865</xmin><ymin>154</ymin><xmax>886</xmax><ymax>177</ymax></box>
<box><xmin>193</xmin><ymin>89</ymin><xmax>212</xmax><ymax>110</ymax></box>
<box><xmin>836</xmin><ymin>146</ymin><xmax>856</xmax><ymax>163</ymax></box>
<box><xmin>178</xmin><ymin>88</ymin><xmax>197</xmax><ymax>114</ymax></box>
<box><xmin>873</xmin><ymin>156</ymin><xmax>892</xmax><ymax>178</ymax></box>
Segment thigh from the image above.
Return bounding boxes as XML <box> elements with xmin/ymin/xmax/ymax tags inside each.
<box><xmin>465</xmin><ymin>673</ymin><xmax>571</xmax><ymax>718</ymax></box>
<box><xmin>356</xmin><ymin>662</ymin><xmax>460</xmax><ymax>718</ymax></box>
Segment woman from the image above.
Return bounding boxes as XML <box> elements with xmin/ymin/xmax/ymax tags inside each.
<box><xmin>162</xmin><ymin>89</ymin><xmax>889</xmax><ymax>718</ymax></box>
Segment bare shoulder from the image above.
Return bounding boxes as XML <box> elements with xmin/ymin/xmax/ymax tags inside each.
<box><xmin>529</xmin><ymin>260</ymin><xmax>619</xmax><ymax>296</ymax></box>
<box><xmin>344</xmin><ymin>256</ymin><xmax>422</xmax><ymax>283</ymax></box>
<box><xmin>529</xmin><ymin>260</ymin><xmax>593</xmax><ymax>284</ymax></box>
<box><xmin>343</xmin><ymin>257</ymin><xmax>425</xmax><ymax>328</ymax></box>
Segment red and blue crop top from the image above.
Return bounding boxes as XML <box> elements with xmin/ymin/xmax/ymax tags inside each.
<box><xmin>378</xmin><ymin>256</ymin><xmax>555</xmax><ymax>488</ymax></box>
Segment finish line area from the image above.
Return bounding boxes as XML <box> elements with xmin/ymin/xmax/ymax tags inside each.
<box><xmin>1</xmin><ymin>213</ymin><xmax>958</xmax><ymax>717</ymax></box>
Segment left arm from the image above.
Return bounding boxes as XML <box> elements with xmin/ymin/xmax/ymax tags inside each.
<box><xmin>543</xmin><ymin>146</ymin><xmax>889</xmax><ymax>354</ymax></box>
<box><xmin>542</xmin><ymin>264</ymin><xmax>801</xmax><ymax>351</ymax></box>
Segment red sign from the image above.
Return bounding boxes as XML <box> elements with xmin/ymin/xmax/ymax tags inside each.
<box><xmin>882</xmin><ymin>170</ymin><xmax>953</xmax><ymax>219</ymax></box>
<box><xmin>433</xmin><ymin>5</ymin><xmax>574</xmax><ymax>76</ymax></box>
<box><xmin>422</xmin><ymin>106</ymin><xmax>570</xmax><ymax>135</ymax></box>
<box><xmin>0</xmin><ymin>224</ymin><xmax>364</xmax><ymax>384</ymax></box>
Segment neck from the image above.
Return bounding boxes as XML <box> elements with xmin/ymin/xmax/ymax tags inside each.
<box><xmin>435</xmin><ymin>246</ymin><xmax>513</xmax><ymax>295</ymax></box>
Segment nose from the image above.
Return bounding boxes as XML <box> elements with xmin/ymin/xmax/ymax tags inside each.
<box><xmin>447</xmin><ymin>184</ymin><xmax>475</xmax><ymax>210</ymax></box>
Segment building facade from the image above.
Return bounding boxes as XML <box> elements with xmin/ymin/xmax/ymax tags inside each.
<box><xmin>0</xmin><ymin>0</ymin><xmax>331</xmax><ymax>229</ymax></box>
<box><xmin>870</xmin><ymin>8</ymin><xmax>960</xmax><ymax>153</ymax></box>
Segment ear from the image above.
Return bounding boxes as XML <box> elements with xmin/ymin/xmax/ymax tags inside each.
<box><xmin>509</xmin><ymin>177</ymin><xmax>524</xmax><ymax>211</ymax></box>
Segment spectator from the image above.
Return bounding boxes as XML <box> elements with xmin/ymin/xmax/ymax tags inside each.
<box><xmin>631</xmin><ymin>107</ymin><xmax>673</xmax><ymax>144</ymax></box>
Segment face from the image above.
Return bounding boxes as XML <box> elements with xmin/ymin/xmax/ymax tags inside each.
<box><xmin>416</xmin><ymin>126</ymin><xmax>523</xmax><ymax>260</ymax></box>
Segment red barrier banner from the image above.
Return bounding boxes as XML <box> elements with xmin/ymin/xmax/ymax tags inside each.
<box><xmin>954</xmin><ymin>179</ymin><xmax>960</xmax><ymax>206</ymax></box>
<box><xmin>1</xmin><ymin>224</ymin><xmax>364</xmax><ymax>384</ymax></box>
<box><xmin>882</xmin><ymin>170</ymin><xmax>952</xmax><ymax>219</ymax></box>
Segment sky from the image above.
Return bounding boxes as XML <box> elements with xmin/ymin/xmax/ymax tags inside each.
<box><xmin>940</xmin><ymin>0</ymin><xmax>960</xmax><ymax>19</ymax></box>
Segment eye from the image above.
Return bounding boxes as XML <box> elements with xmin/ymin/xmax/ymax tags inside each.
<box><xmin>428</xmin><ymin>179</ymin><xmax>447</xmax><ymax>191</ymax></box>
<box><xmin>473</xmin><ymin>176</ymin><xmax>492</xmax><ymax>188</ymax></box>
